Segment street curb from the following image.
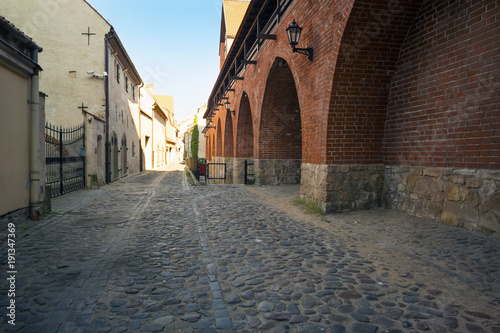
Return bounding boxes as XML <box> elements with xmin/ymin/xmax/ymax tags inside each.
<box><xmin>185</xmin><ymin>165</ymin><xmax>204</xmax><ymax>186</ymax></box>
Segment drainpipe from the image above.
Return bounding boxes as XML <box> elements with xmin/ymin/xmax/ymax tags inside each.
<box><xmin>138</xmin><ymin>83</ymin><xmax>144</xmax><ymax>172</ymax></box>
<box><xmin>29</xmin><ymin>49</ymin><xmax>41</xmax><ymax>220</ymax></box>
<box><xmin>105</xmin><ymin>32</ymin><xmax>111</xmax><ymax>184</ymax></box>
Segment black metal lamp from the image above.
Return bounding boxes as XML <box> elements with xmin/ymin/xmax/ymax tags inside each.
<box><xmin>225</xmin><ymin>101</ymin><xmax>235</xmax><ymax>115</ymax></box>
<box><xmin>286</xmin><ymin>20</ymin><xmax>313</xmax><ymax>61</ymax></box>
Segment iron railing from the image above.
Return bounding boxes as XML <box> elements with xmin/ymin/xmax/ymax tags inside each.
<box><xmin>45</xmin><ymin>122</ymin><xmax>85</xmax><ymax>197</ymax></box>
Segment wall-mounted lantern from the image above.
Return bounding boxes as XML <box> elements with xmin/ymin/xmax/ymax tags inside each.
<box><xmin>225</xmin><ymin>101</ymin><xmax>235</xmax><ymax>115</ymax></box>
<box><xmin>286</xmin><ymin>20</ymin><xmax>313</xmax><ymax>61</ymax></box>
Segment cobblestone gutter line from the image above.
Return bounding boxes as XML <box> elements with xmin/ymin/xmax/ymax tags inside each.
<box><xmin>187</xmin><ymin>170</ymin><xmax>234</xmax><ymax>330</ymax></box>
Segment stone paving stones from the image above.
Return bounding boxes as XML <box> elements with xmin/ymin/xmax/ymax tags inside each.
<box><xmin>1</xmin><ymin>165</ymin><xmax>499</xmax><ymax>332</ymax></box>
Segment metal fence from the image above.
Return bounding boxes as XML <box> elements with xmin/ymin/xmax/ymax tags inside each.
<box><xmin>45</xmin><ymin>122</ymin><xmax>85</xmax><ymax>197</ymax></box>
<box><xmin>207</xmin><ymin>163</ymin><xmax>226</xmax><ymax>183</ymax></box>
<box><xmin>245</xmin><ymin>160</ymin><xmax>255</xmax><ymax>184</ymax></box>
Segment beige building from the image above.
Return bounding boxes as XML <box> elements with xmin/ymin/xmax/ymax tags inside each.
<box><xmin>3</xmin><ymin>0</ymin><xmax>111</xmax><ymax>127</ymax></box>
<box><xmin>0</xmin><ymin>16</ymin><xmax>45</xmax><ymax>219</ymax></box>
<box><xmin>139</xmin><ymin>86</ymin><xmax>180</xmax><ymax>170</ymax></box>
<box><xmin>154</xmin><ymin>95</ymin><xmax>181</xmax><ymax>163</ymax></box>
<box><xmin>3</xmin><ymin>0</ymin><xmax>144</xmax><ymax>185</ymax></box>
<box><xmin>106</xmin><ymin>28</ymin><xmax>142</xmax><ymax>181</ymax></box>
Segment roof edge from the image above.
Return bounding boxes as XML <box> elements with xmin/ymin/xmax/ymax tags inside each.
<box><xmin>106</xmin><ymin>28</ymin><xmax>143</xmax><ymax>86</ymax></box>
<box><xmin>83</xmin><ymin>0</ymin><xmax>112</xmax><ymax>27</ymax></box>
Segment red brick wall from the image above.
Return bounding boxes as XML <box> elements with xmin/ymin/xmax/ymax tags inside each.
<box><xmin>207</xmin><ymin>0</ymin><xmax>347</xmax><ymax>163</ymax></box>
<box><xmin>384</xmin><ymin>0</ymin><xmax>500</xmax><ymax>169</ymax></box>
<box><xmin>211</xmin><ymin>133</ymin><xmax>215</xmax><ymax>160</ymax></box>
<box><xmin>220</xmin><ymin>42</ymin><xmax>225</xmax><ymax>70</ymax></box>
<box><xmin>206</xmin><ymin>0</ymin><xmax>499</xmax><ymax>170</ymax></box>
<box><xmin>327</xmin><ymin>0</ymin><xmax>422</xmax><ymax>164</ymax></box>
<box><xmin>206</xmin><ymin>137</ymin><xmax>211</xmax><ymax>161</ymax></box>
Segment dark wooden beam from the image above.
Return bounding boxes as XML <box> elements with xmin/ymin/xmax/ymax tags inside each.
<box><xmin>257</xmin><ymin>33</ymin><xmax>277</xmax><ymax>40</ymax></box>
<box><xmin>241</xmin><ymin>60</ymin><xmax>257</xmax><ymax>65</ymax></box>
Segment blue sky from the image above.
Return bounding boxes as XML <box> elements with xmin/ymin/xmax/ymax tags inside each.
<box><xmin>86</xmin><ymin>0</ymin><xmax>223</xmax><ymax>122</ymax></box>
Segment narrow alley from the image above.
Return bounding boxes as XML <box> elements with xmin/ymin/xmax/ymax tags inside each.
<box><xmin>2</xmin><ymin>165</ymin><xmax>499</xmax><ymax>333</ymax></box>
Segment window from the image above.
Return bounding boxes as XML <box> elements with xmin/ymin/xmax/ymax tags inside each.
<box><xmin>125</xmin><ymin>76</ymin><xmax>129</xmax><ymax>92</ymax></box>
<box><xmin>116</xmin><ymin>63</ymin><xmax>120</xmax><ymax>83</ymax></box>
<box><xmin>132</xmin><ymin>86</ymin><xmax>136</xmax><ymax>100</ymax></box>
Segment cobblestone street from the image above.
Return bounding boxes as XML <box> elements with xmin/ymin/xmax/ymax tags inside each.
<box><xmin>2</xmin><ymin>164</ymin><xmax>500</xmax><ymax>333</ymax></box>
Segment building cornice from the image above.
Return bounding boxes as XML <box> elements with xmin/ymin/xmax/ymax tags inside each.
<box><xmin>106</xmin><ymin>28</ymin><xmax>143</xmax><ymax>86</ymax></box>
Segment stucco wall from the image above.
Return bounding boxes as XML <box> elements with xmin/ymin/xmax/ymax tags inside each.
<box><xmin>0</xmin><ymin>64</ymin><xmax>30</xmax><ymax>216</ymax></box>
<box><xmin>153</xmin><ymin>110</ymin><xmax>166</xmax><ymax>168</ymax></box>
<box><xmin>140</xmin><ymin>114</ymin><xmax>153</xmax><ymax>170</ymax></box>
<box><xmin>3</xmin><ymin>0</ymin><xmax>111</xmax><ymax>127</ymax></box>
<box><xmin>85</xmin><ymin>116</ymin><xmax>106</xmax><ymax>186</ymax></box>
<box><xmin>107</xmin><ymin>48</ymin><xmax>141</xmax><ymax>177</ymax></box>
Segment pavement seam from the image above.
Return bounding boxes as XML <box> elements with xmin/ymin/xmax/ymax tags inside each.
<box><xmin>191</xmin><ymin>197</ymin><xmax>233</xmax><ymax>330</ymax></box>
<box><xmin>185</xmin><ymin>170</ymin><xmax>233</xmax><ymax>330</ymax></box>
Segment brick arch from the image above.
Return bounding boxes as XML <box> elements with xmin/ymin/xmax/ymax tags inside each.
<box><xmin>224</xmin><ymin>113</ymin><xmax>234</xmax><ymax>157</ymax></box>
<box><xmin>327</xmin><ymin>0</ymin><xmax>423</xmax><ymax>165</ymax></box>
<box><xmin>258</xmin><ymin>57</ymin><xmax>302</xmax><ymax>160</ymax></box>
<box><xmin>235</xmin><ymin>92</ymin><xmax>254</xmax><ymax>158</ymax></box>
<box><xmin>216</xmin><ymin>118</ymin><xmax>222</xmax><ymax>157</ymax></box>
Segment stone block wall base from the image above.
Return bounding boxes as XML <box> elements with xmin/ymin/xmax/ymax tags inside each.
<box><xmin>301</xmin><ymin>163</ymin><xmax>385</xmax><ymax>213</ymax></box>
<box><xmin>300</xmin><ymin>163</ymin><xmax>329</xmax><ymax>211</ymax></box>
<box><xmin>232</xmin><ymin>158</ymin><xmax>252</xmax><ymax>184</ymax></box>
<box><xmin>302</xmin><ymin>163</ymin><xmax>385</xmax><ymax>213</ymax></box>
<box><xmin>255</xmin><ymin>159</ymin><xmax>301</xmax><ymax>185</ymax></box>
<box><xmin>385</xmin><ymin>166</ymin><xmax>500</xmax><ymax>233</ymax></box>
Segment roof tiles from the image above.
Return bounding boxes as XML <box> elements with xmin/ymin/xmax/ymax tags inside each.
<box><xmin>223</xmin><ymin>0</ymin><xmax>250</xmax><ymax>38</ymax></box>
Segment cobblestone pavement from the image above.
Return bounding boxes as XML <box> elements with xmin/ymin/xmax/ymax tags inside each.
<box><xmin>1</xmin><ymin>164</ymin><xmax>499</xmax><ymax>333</ymax></box>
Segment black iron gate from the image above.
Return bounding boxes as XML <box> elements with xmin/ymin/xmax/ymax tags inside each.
<box><xmin>207</xmin><ymin>163</ymin><xmax>226</xmax><ymax>181</ymax></box>
<box><xmin>244</xmin><ymin>160</ymin><xmax>255</xmax><ymax>185</ymax></box>
<box><xmin>45</xmin><ymin>122</ymin><xmax>85</xmax><ymax>197</ymax></box>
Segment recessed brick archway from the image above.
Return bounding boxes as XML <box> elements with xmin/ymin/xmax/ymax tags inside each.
<box><xmin>224</xmin><ymin>113</ymin><xmax>234</xmax><ymax>157</ymax></box>
<box><xmin>257</xmin><ymin>57</ymin><xmax>301</xmax><ymax>184</ymax></box>
<box><xmin>216</xmin><ymin>118</ymin><xmax>222</xmax><ymax>157</ymax></box>
<box><xmin>235</xmin><ymin>92</ymin><xmax>253</xmax><ymax>159</ymax></box>
<box><xmin>327</xmin><ymin>0</ymin><xmax>423</xmax><ymax>166</ymax></box>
